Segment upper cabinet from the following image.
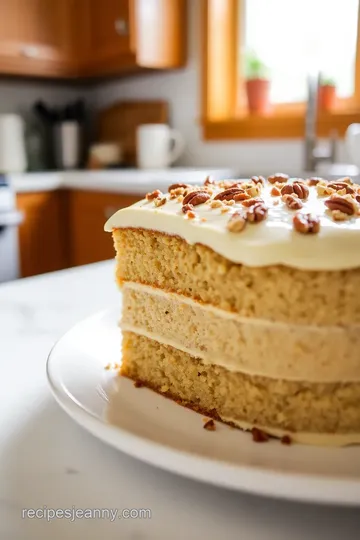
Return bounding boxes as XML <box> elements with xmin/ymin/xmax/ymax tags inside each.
<box><xmin>0</xmin><ymin>0</ymin><xmax>187</xmax><ymax>78</ymax></box>
<box><xmin>81</xmin><ymin>0</ymin><xmax>136</xmax><ymax>76</ymax></box>
<box><xmin>0</xmin><ymin>0</ymin><xmax>76</xmax><ymax>77</ymax></box>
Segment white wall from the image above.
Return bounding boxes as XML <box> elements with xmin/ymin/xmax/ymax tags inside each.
<box><xmin>92</xmin><ymin>1</ymin><xmax>346</xmax><ymax>173</ymax></box>
<box><xmin>0</xmin><ymin>79</ymin><xmax>89</xmax><ymax>117</ymax></box>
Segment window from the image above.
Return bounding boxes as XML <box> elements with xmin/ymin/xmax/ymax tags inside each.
<box><xmin>202</xmin><ymin>0</ymin><xmax>360</xmax><ymax>139</ymax></box>
<box><xmin>242</xmin><ymin>0</ymin><xmax>359</xmax><ymax>104</ymax></box>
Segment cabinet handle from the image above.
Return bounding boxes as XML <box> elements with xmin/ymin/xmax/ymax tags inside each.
<box><xmin>114</xmin><ymin>18</ymin><xmax>128</xmax><ymax>36</ymax></box>
<box><xmin>104</xmin><ymin>206</ymin><xmax>117</xmax><ymax>219</ymax></box>
<box><xmin>20</xmin><ymin>45</ymin><xmax>39</xmax><ymax>58</ymax></box>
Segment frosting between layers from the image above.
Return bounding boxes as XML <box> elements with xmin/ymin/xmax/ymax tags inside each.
<box><xmin>105</xmin><ymin>179</ymin><xmax>360</xmax><ymax>270</ymax></box>
<box><xmin>122</xmin><ymin>282</ymin><xmax>360</xmax><ymax>382</ymax></box>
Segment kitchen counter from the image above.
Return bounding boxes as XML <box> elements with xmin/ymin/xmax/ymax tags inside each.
<box><xmin>10</xmin><ymin>168</ymin><xmax>236</xmax><ymax>195</ymax></box>
<box><xmin>1</xmin><ymin>261</ymin><xmax>360</xmax><ymax>540</ymax></box>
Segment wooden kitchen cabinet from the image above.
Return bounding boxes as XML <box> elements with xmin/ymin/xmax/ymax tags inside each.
<box><xmin>0</xmin><ymin>0</ymin><xmax>187</xmax><ymax>78</ymax></box>
<box><xmin>16</xmin><ymin>191</ymin><xmax>69</xmax><ymax>278</ymax></box>
<box><xmin>80</xmin><ymin>0</ymin><xmax>187</xmax><ymax>76</ymax></box>
<box><xmin>80</xmin><ymin>0</ymin><xmax>136</xmax><ymax>76</ymax></box>
<box><xmin>69</xmin><ymin>190</ymin><xmax>140</xmax><ymax>266</ymax></box>
<box><xmin>0</xmin><ymin>0</ymin><xmax>77</xmax><ymax>77</ymax></box>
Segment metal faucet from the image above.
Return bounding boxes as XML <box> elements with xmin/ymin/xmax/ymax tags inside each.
<box><xmin>304</xmin><ymin>73</ymin><xmax>337</xmax><ymax>172</ymax></box>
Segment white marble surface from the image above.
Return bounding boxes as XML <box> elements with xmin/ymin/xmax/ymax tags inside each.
<box><xmin>0</xmin><ymin>261</ymin><xmax>360</xmax><ymax>539</ymax></box>
<box><xmin>10</xmin><ymin>168</ymin><xmax>235</xmax><ymax>195</ymax></box>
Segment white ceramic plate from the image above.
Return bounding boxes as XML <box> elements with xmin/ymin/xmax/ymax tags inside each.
<box><xmin>47</xmin><ymin>308</ymin><xmax>360</xmax><ymax>506</ymax></box>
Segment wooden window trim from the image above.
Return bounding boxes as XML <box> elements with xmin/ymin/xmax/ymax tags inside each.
<box><xmin>201</xmin><ymin>0</ymin><xmax>360</xmax><ymax>139</ymax></box>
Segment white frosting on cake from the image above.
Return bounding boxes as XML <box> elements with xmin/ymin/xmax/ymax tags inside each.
<box><xmin>104</xmin><ymin>179</ymin><xmax>360</xmax><ymax>270</ymax></box>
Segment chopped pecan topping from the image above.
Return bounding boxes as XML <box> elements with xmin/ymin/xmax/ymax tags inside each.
<box><xmin>146</xmin><ymin>189</ymin><xmax>162</xmax><ymax>200</ymax></box>
<box><xmin>270</xmin><ymin>186</ymin><xmax>281</xmax><ymax>197</ymax></box>
<box><xmin>186</xmin><ymin>210</ymin><xmax>196</xmax><ymax>219</ymax></box>
<box><xmin>306</xmin><ymin>177</ymin><xmax>325</xmax><ymax>186</ymax></box>
<box><xmin>281</xmin><ymin>182</ymin><xmax>309</xmax><ymax>200</ymax></box>
<box><xmin>251</xmin><ymin>175</ymin><xmax>266</xmax><ymax>186</ymax></box>
<box><xmin>338</xmin><ymin>176</ymin><xmax>353</xmax><ymax>185</ymax></box>
<box><xmin>283</xmin><ymin>194</ymin><xmax>303</xmax><ymax>210</ymax></box>
<box><xmin>177</xmin><ymin>195</ymin><xmax>184</xmax><ymax>203</ymax></box>
<box><xmin>246</xmin><ymin>202</ymin><xmax>268</xmax><ymax>223</ymax></box>
<box><xmin>203</xmin><ymin>419</ymin><xmax>216</xmax><ymax>431</ymax></box>
<box><xmin>233</xmin><ymin>191</ymin><xmax>251</xmax><ymax>202</ymax></box>
<box><xmin>221</xmin><ymin>206</ymin><xmax>230</xmax><ymax>213</ymax></box>
<box><xmin>268</xmin><ymin>173</ymin><xmax>289</xmax><ymax>184</ymax></box>
<box><xmin>246</xmin><ymin>185</ymin><xmax>261</xmax><ymax>198</ymax></box>
<box><xmin>214</xmin><ymin>187</ymin><xmax>245</xmax><ymax>201</ymax></box>
<box><xmin>327</xmin><ymin>181</ymin><xmax>355</xmax><ymax>194</ymax></box>
<box><xmin>168</xmin><ymin>183</ymin><xmax>189</xmax><ymax>192</ymax></box>
<box><xmin>182</xmin><ymin>203</ymin><xmax>194</xmax><ymax>214</ymax></box>
<box><xmin>324</xmin><ymin>194</ymin><xmax>357</xmax><ymax>216</ymax></box>
<box><xmin>331</xmin><ymin>209</ymin><xmax>349</xmax><ymax>221</ymax></box>
<box><xmin>293</xmin><ymin>213</ymin><xmax>320</xmax><ymax>234</ymax></box>
<box><xmin>210</xmin><ymin>200</ymin><xmax>222</xmax><ymax>209</ymax></box>
<box><xmin>182</xmin><ymin>190</ymin><xmax>210</xmax><ymax>206</ymax></box>
<box><xmin>252</xmin><ymin>428</ymin><xmax>269</xmax><ymax>443</ymax></box>
<box><xmin>281</xmin><ymin>435</ymin><xmax>292</xmax><ymax>445</ymax></box>
<box><xmin>356</xmin><ymin>194</ymin><xmax>360</xmax><ymax>203</ymax></box>
<box><xmin>226</xmin><ymin>210</ymin><xmax>247</xmax><ymax>232</ymax></box>
<box><xmin>154</xmin><ymin>196</ymin><xmax>167</xmax><ymax>207</ymax></box>
<box><xmin>204</xmin><ymin>175</ymin><xmax>214</xmax><ymax>186</ymax></box>
<box><xmin>241</xmin><ymin>197</ymin><xmax>264</xmax><ymax>207</ymax></box>
<box><xmin>316</xmin><ymin>183</ymin><xmax>335</xmax><ymax>197</ymax></box>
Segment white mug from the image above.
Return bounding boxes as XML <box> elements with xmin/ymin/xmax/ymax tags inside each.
<box><xmin>136</xmin><ymin>124</ymin><xmax>184</xmax><ymax>169</ymax></box>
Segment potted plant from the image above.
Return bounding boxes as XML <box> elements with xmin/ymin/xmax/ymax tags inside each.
<box><xmin>318</xmin><ymin>77</ymin><xmax>337</xmax><ymax>112</ymax></box>
<box><xmin>245</xmin><ymin>53</ymin><xmax>270</xmax><ymax>115</ymax></box>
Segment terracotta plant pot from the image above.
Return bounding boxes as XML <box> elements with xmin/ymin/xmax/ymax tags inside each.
<box><xmin>245</xmin><ymin>79</ymin><xmax>270</xmax><ymax>114</ymax></box>
<box><xmin>318</xmin><ymin>85</ymin><xmax>336</xmax><ymax>112</ymax></box>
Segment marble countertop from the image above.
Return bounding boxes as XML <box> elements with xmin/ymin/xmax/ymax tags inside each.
<box><xmin>0</xmin><ymin>261</ymin><xmax>359</xmax><ymax>539</ymax></box>
<box><xmin>10</xmin><ymin>168</ymin><xmax>236</xmax><ymax>195</ymax></box>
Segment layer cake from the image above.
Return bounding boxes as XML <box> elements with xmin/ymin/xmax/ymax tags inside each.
<box><xmin>105</xmin><ymin>174</ymin><xmax>360</xmax><ymax>445</ymax></box>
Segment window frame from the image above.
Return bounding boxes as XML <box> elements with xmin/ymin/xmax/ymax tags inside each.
<box><xmin>201</xmin><ymin>0</ymin><xmax>360</xmax><ymax>139</ymax></box>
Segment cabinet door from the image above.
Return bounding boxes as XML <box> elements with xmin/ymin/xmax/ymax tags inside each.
<box><xmin>69</xmin><ymin>191</ymin><xmax>140</xmax><ymax>266</ymax></box>
<box><xmin>0</xmin><ymin>0</ymin><xmax>75</xmax><ymax>77</ymax></box>
<box><xmin>82</xmin><ymin>0</ymin><xmax>136</xmax><ymax>75</ymax></box>
<box><xmin>17</xmin><ymin>191</ymin><xmax>69</xmax><ymax>278</ymax></box>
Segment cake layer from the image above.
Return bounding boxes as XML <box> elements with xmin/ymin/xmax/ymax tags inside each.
<box><xmin>121</xmin><ymin>282</ymin><xmax>360</xmax><ymax>382</ymax></box>
<box><xmin>105</xmin><ymin>178</ymin><xmax>360</xmax><ymax>271</ymax></box>
<box><xmin>122</xmin><ymin>332</ymin><xmax>360</xmax><ymax>444</ymax></box>
<box><xmin>114</xmin><ymin>229</ymin><xmax>360</xmax><ymax>325</ymax></box>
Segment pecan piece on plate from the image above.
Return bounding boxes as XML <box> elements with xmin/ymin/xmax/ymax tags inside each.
<box><xmin>252</xmin><ymin>428</ymin><xmax>269</xmax><ymax>443</ymax></box>
<box><xmin>293</xmin><ymin>213</ymin><xmax>320</xmax><ymax>234</ymax></box>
